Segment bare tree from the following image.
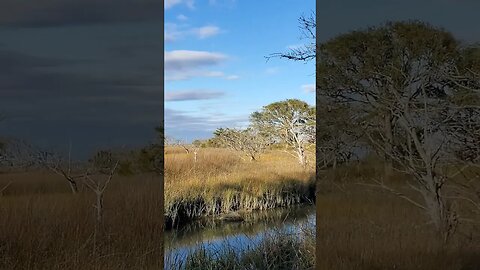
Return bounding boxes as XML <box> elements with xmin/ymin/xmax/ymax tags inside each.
<box><xmin>0</xmin><ymin>136</ymin><xmax>84</xmax><ymax>193</ymax></box>
<box><xmin>82</xmin><ymin>152</ymin><xmax>119</xmax><ymax>255</ymax></box>
<box><xmin>166</xmin><ymin>136</ymin><xmax>204</xmax><ymax>164</ymax></box>
<box><xmin>361</xmin><ymin>52</ymin><xmax>480</xmax><ymax>243</ymax></box>
<box><xmin>213</xmin><ymin>127</ymin><xmax>269</xmax><ymax>161</ymax></box>
<box><xmin>83</xmin><ymin>159</ymin><xmax>119</xmax><ymax>224</ymax></box>
<box><xmin>267</xmin><ymin>12</ymin><xmax>316</xmax><ymax>62</ymax></box>
<box><xmin>37</xmin><ymin>150</ymin><xmax>82</xmax><ymax>194</ymax></box>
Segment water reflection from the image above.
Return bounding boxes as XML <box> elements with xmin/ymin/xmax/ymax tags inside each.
<box><xmin>164</xmin><ymin>204</ymin><xmax>315</xmax><ymax>266</ymax></box>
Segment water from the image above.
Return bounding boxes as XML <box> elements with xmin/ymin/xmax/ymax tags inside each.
<box><xmin>164</xmin><ymin>204</ymin><xmax>315</xmax><ymax>268</ymax></box>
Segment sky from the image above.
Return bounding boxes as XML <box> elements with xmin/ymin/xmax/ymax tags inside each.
<box><xmin>164</xmin><ymin>0</ymin><xmax>316</xmax><ymax>141</ymax></box>
<box><xmin>317</xmin><ymin>0</ymin><xmax>480</xmax><ymax>43</ymax></box>
<box><xmin>0</xmin><ymin>0</ymin><xmax>163</xmax><ymax>159</ymax></box>
<box><xmin>1</xmin><ymin>0</ymin><xmax>478</xmax><ymax>159</ymax></box>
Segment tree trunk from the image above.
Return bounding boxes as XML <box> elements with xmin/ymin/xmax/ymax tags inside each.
<box><xmin>297</xmin><ymin>146</ymin><xmax>307</xmax><ymax>167</ymax></box>
<box><xmin>68</xmin><ymin>179</ymin><xmax>78</xmax><ymax>194</ymax></box>
<box><xmin>332</xmin><ymin>153</ymin><xmax>338</xmax><ymax>181</ymax></box>
<box><xmin>96</xmin><ymin>192</ymin><xmax>104</xmax><ymax>223</ymax></box>
<box><xmin>384</xmin><ymin>112</ymin><xmax>394</xmax><ymax>179</ymax></box>
<box><xmin>93</xmin><ymin>191</ymin><xmax>104</xmax><ymax>256</ymax></box>
<box><xmin>421</xmin><ymin>174</ymin><xmax>457</xmax><ymax>245</ymax></box>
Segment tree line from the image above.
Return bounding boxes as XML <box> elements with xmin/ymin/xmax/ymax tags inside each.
<box><xmin>171</xmin><ymin>99</ymin><xmax>315</xmax><ymax>167</ymax></box>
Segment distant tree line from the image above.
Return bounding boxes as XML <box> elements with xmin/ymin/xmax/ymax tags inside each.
<box><xmin>207</xmin><ymin>99</ymin><xmax>315</xmax><ymax>166</ymax></box>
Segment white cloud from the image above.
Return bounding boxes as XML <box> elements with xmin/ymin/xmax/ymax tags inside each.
<box><xmin>177</xmin><ymin>14</ymin><xmax>188</xmax><ymax>21</ymax></box>
<box><xmin>301</xmin><ymin>84</ymin><xmax>315</xmax><ymax>93</ymax></box>
<box><xmin>164</xmin><ymin>34</ymin><xmax>175</xmax><ymax>42</ymax></box>
<box><xmin>165</xmin><ymin>90</ymin><xmax>225</xmax><ymax>101</ymax></box>
<box><xmin>207</xmin><ymin>0</ymin><xmax>237</xmax><ymax>8</ymax></box>
<box><xmin>166</xmin><ymin>70</ymin><xmax>225</xmax><ymax>81</ymax></box>
<box><xmin>164</xmin><ymin>23</ymin><xmax>181</xmax><ymax>42</ymax></box>
<box><xmin>225</xmin><ymin>75</ymin><xmax>240</xmax><ymax>80</ymax></box>
<box><xmin>192</xmin><ymin>25</ymin><xmax>221</xmax><ymax>39</ymax></box>
<box><xmin>165</xmin><ymin>0</ymin><xmax>194</xmax><ymax>9</ymax></box>
<box><xmin>164</xmin><ymin>23</ymin><xmax>221</xmax><ymax>42</ymax></box>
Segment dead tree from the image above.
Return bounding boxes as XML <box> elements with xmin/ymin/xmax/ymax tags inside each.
<box><xmin>213</xmin><ymin>127</ymin><xmax>269</xmax><ymax>161</ymax></box>
<box><xmin>83</xmin><ymin>160</ymin><xmax>119</xmax><ymax>224</ymax></box>
<box><xmin>192</xmin><ymin>145</ymin><xmax>200</xmax><ymax>163</ymax></box>
<box><xmin>181</xmin><ymin>143</ymin><xmax>201</xmax><ymax>163</ymax></box>
<box><xmin>82</xmin><ymin>157</ymin><xmax>119</xmax><ymax>255</ymax></box>
<box><xmin>37</xmin><ymin>150</ymin><xmax>82</xmax><ymax>194</ymax></box>
<box><xmin>267</xmin><ymin>12</ymin><xmax>316</xmax><ymax>62</ymax></box>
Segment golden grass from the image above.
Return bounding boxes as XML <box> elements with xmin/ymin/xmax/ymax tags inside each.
<box><xmin>0</xmin><ymin>172</ymin><xmax>163</xmax><ymax>270</ymax></box>
<box><xmin>315</xmin><ymin>160</ymin><xmax>480</xmax><ymax>270</ymax></box>
<box><xmin>164</xmin><ymin>147</ymin><xmax>315</xmax><ymax>227</ymax></box>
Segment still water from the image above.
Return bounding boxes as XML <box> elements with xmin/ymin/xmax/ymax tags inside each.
<box><xmin>164</xmin><ymin>204</ymin><xmax>315</xmax><ymax>267</ymax></box>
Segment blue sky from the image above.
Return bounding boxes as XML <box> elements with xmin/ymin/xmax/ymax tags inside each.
<box><xmin>164</xmin><ymin>0</ymin><xmax>315</xmax><ymax>141</ymax></box>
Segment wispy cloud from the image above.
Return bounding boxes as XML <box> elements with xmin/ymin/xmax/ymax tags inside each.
<box><xmin>165</xmin><ymin>90</ymin><xmax>225</xmax><ymax>101</ymax></box>
<box><xmin>164</xmin><ymin>32</ymin><xmax>178</xmax><ymax>43</ymax></box>
<box><xmin>301</xmin><ymin>84</ymin><xmax>315</xmax><ymax>93</ymax></box>
<box><xmin>165</xmin><ymin>23</ymin><xmax>222</xmax><ymax>42</ymax></box>
<box><xmin>192</xmin><ymin>25</ymin><xmax>221</xmax><ymax>39</ymax></box>
<box><xmin>166</xmin><ymin>70</ymin><xmax>226</xmax><ymax>81</ymax></box>
<box><xmin>165</xmin><ymin>108</ymin><xmax>249</xmax><ymax>135</ymax></box>
<box><xmin>225</xmin><ymin>75</ymin><xmax>240</xmax><ymax>80</ymax></box>
<box><xmin>165</xmin><ymin>50</ymin><xmax>227</xmax><ymax>71</ymax></box>
<box><xmin>177</xmin><ymin>14</ymin><xmax>188</xmax><ymax>21</ymax></box>
<box><xmin>165</xmin><ymin>50</ymin><xmax>229</xmax><ymax>81</ymax></box>
<box><xmin>207</xmin><ymin>0</ymin><xmax>237</xmax><ymax>8</ymax></box>
<box><xmin>164</xmin><ymin>23</ymin><xmax>182</xmax><ymax>42</ymax></box>
<box><xmin>165</xmin><ymin>0</ymin><xmax>194</xmax><ymax>9</ymax></box>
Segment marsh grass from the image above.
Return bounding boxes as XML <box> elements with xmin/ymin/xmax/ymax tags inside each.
<box><xmin>316</xmin><ymin>159</ymin><xmax>480</xmax><ymax>270</ymax></box>
<box><xmin>0</xmin><ymin>172</ymin><xmax>163</xmax><ymax>270</ymax></box>
<box><xmin>164</xmin><ymin>147</ymin><xmax>315</xmax><ymax>228</ymax></box>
